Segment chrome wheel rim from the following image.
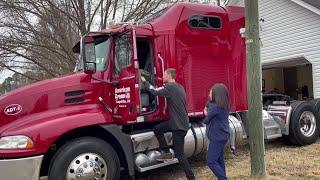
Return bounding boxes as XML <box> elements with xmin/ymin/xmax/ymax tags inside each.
<box><xmin>299</xmin><ymin>111</ymin><xmax>316</xmax><ymax>137</ymax></box>
<box><xmin>66</xmin><ymin>153</ymin><xmax>107</xmax><ymax>180</ymax></box>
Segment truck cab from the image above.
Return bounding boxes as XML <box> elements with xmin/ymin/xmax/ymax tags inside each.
<box><xmin>75</xmin><ymin>2</ymin><xmax>248</xmax><ymax>125</ymax></box>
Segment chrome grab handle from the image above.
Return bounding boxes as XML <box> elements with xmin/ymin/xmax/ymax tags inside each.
<box><xmin>157</xmin><ymin>53</ymin><xmax>167</xmax><ymax>114</ymax></box>
<box><xmin>157</xmin><ymin>53</ymin><xmax>165</xmax><ymax>77</ymax></box>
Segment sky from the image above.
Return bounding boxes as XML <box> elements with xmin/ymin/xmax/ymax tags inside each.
<box><xmin>0</xmin><ymin>70</ymin><xmax>14</xmax><ymax>83</ymax></box>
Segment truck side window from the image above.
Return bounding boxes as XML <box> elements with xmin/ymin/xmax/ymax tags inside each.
<box><xmin>188</xmin><ymin>15</ymin><xmax>221</xmax><ymax>29</ymax></box>
<box><xmin>114</xmin><ymin>34</ymin><xmax>132</xmax><ymax>75</ymax></box>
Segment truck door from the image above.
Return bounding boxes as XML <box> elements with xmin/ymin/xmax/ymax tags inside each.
<box><xmin>111</xmin><ymin>28</ymin><xmax>141</xmax><ymax>124</ymax></box>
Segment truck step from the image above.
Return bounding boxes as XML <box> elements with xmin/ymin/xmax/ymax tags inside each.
<box><xmin>136</xmin><ymin>158</ymin><xmax>179</xmax><ymax>172</ymax></box>
<box><xmin>265</xmin><ymin>125</ymin><xmax>281</xmax><ymax>129</ymax></box>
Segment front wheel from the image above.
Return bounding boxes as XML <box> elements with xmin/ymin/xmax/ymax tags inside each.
<box><xmin>48</xmin><ymin>137</ymin><xmax>120</xmax><ymax>180</ymax></box>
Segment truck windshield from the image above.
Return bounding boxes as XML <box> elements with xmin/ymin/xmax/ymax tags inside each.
<box><xmin>75</xmin><ymin>36</ymin><xmax>111</xmax><ymax>72</ymax></box>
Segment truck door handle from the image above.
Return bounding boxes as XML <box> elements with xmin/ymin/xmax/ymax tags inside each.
<box><xmin>130</xmin><ymin>106</ymin><xmax>134</xmax><ymax>113</ymax></box>
<box><xmin>110</xmin><ymin>81</ymin><xmax>119</xmax><ymax>86</ymax></box>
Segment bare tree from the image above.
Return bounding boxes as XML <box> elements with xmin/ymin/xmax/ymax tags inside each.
<box><xmin>0</xmin><ymin>0</ymin><xmax>81</xmax><ymax>80</ymax></box>
<box><xmin>0</xmin><ymin>0</ymin><xmax>220</xmax><ymax>91</ymax></box>
<box><xmin>119</xmin><ymin>0</ymin><xmax>169</xmax><ymax>22</ymax></box>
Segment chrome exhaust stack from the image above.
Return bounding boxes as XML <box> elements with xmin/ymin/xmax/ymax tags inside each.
<box><xmin>229</xmin><ymin>115</ymin><xmax>246</xmax><ymax>147</ymax></box>
<box><xmin>130</xmin><ymin>122</ymin><xmax>207</xmax><ymax>172</ymax></box>
<box><xmin>130</xmin><ymin>116</ymin><xmax>245</xmax><ymax>172</ymax></box>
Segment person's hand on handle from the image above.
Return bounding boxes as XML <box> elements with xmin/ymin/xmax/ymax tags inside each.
<box><xmin>141</xmin><ymin>76</ymin><xmax>146</xmax><ymax>82</ymax></box>
<box><xmin>140</xmin><ymin>76</ymin><xmax>153</xmax><ymax>90</ymax></box>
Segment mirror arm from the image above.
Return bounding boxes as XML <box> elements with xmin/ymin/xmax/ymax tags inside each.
<box><xmin>80</xmin><ymin>37</ymin><xmax>85</xmax><ymax>65</ymax></box>
<box><xmin>133</xmin><ymin>29</ymin><xmax>138</xmax><ymax>60</ymax></box>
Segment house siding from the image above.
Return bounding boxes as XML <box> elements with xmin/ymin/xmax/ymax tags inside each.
<box><xmin>259</xmin><ymin>0</ymin><xmax>320</xmax><ymax>98</ymax></box>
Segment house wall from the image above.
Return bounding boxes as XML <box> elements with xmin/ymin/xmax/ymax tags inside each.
<box><xmin>259</xmin><ymin>0</ymin><xmax>320</xmax><ymax>98</ymax></box>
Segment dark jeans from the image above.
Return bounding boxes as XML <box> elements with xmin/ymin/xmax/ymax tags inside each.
<box><xmin>153</xmin><ymin>121</ymin><xmax>195</xmax><ymax>180</ymax></box>
<box><xmin>206</xmin><ymin>140</ymin><xmax>228</xmax><ymax>180</ymax></box>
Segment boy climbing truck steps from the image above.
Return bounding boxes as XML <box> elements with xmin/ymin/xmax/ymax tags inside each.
<box><xmin>0</xmin><ymin>2</ymin><xmax>319</xmax><ymax>180</ymax></box>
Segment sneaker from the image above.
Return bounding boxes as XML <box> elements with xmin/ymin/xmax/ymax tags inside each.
<box><xmin>155</xmin><ymin>152</ymin><xmax>173</xmax><ymax>161</ymax></box>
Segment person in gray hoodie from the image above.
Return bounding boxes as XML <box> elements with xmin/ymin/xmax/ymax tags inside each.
<box><xmin>141</xmin><ymin>68</ymin><xmax>195</xmax><ymax>180</ymax></box>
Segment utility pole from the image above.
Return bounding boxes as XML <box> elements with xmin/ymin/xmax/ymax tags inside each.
<box><xmin>245</xmin><ymin>0</ymin><xmax>266</xmax><ymax>178</ymax></box>
<box><xmin>217</xmin><ymin>0</ymin><xmax>220</xmax><ymax>6</ymax></box>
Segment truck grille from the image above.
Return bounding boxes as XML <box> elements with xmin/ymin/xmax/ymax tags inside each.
<box><xmin>64</xmin><ymin>90</ymin><xmax>86</xmax><ymax>105</ymax></box>
<box><xmin>64</xmin><ymin>97</ymin><xmax>85</xmax><ymax>104</ymax></box>
<box><xmin>64</xmin><ymin>90</ymin><xmax>85</xmax><ymax>97</ymax></box>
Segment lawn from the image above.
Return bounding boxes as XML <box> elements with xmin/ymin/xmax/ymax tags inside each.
<box><xmin>136</xmin><ymin>138</ymin><xmax>320</xmax><ymax>180</ymax></box>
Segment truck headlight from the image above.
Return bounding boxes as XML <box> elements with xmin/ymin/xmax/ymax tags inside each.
<box><xmin>0</xmin><ymin>135</ymin><xmax>34</xmax><ymax>149</ymax></box>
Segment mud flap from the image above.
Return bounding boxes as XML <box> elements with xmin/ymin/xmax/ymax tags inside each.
<box><xmin>100</xmin><ymin>125</ymin><xmax>135</xmax><ymax>177</ymax></box>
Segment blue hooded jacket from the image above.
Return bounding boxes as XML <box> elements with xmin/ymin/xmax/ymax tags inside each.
<box><xmin>204</xmin><ymin>102</ymin><xmax>230</xmax><ymax>142</ymax></box>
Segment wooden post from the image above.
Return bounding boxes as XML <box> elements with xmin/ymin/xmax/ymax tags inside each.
<box><xmin>245</xmin><ymin>0</ymin><xmax>266</xmax><ymax>178</ymax></box>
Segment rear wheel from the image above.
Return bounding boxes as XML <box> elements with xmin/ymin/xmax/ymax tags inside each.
<box><xmin>48</xmin><ymin>137</ymin><xmax>120</xmax><ymax>180</ymax></box>
<box><xmin>311</xmin><ymin>98</ymin><xmax>320</xmax><ymax>133</ymax></box>
<box><xmin>289</xmin><ymin>102</ymin><xmax>320</xmax><ymax>145</ymax></box>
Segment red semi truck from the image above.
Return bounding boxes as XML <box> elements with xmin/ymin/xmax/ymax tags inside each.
<box><xmin>0</xmin><ymin>3</ymin><xmax>319</xmax><ymax>180</ymax></box>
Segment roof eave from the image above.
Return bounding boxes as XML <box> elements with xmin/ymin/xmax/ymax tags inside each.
<box><xmin>291</xmin><ymin>0</ymin><xmax>320</xmax><ymax>16</ymax></box>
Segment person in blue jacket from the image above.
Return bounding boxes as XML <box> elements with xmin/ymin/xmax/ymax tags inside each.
<box><xmin>204</xmin><ymin>102</ymin><xmax>239</xmax><ymax>157</ymax></box>
<box><xmin>204</xmin><ymin>83</ymin><xmax>231</xmax><ymax>180</ymax></box>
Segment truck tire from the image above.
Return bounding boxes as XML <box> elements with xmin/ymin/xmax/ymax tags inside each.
<box><xmin>286</xmin><ymin>101</ymin><xmax>304</xmax><ymax>145</ymax></box>
<box><xmin>48</xmin><ymin>137</ymin><xmax>120</xmax><ymax>180</ymax></box>
<box><xmin>289</xmin><ymin>101</ymin><xmax>320</xmax><ymax>146</ymax></box>
<box><xmin>311</xmin><ymin>98</ymin><xmax>320</xmax><ymax>137</ymax></box>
